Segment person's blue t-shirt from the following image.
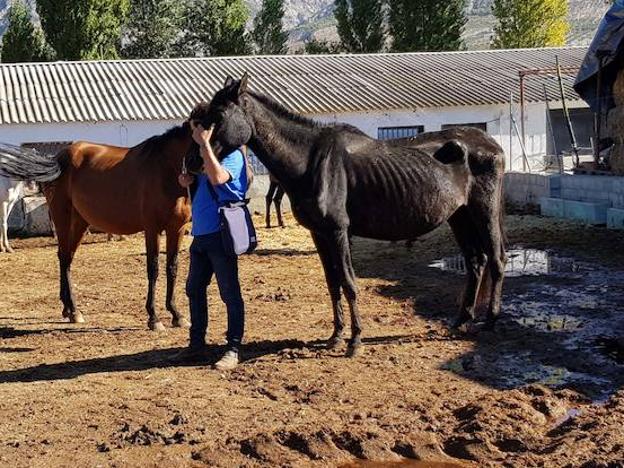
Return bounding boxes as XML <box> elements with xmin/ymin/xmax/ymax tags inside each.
<box><xmin>191</xmin><ymin>149</ymin><xmax>248</xmax><ymax>236</ymax></box>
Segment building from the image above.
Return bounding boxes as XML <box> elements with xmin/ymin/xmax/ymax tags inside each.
<box><xmin>0</xmin><ymin>46</ymin><xmax>588</xmax><ymax>176</ymax></box>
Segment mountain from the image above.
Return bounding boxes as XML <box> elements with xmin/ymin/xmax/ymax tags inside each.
<box><xmin>0</xmin><ymin>0</ymin><xmax>611</xmax><ymax>53</ymax></box>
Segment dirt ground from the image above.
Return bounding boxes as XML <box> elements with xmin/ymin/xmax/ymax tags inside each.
<box><xmin>1</xmin><ymin>213</ymin><xmax>624</xmax><ymax>467</ymax></box>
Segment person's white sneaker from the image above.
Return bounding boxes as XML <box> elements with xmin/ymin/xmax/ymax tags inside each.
<box><xmin>214</xmin><ymin>350</ymin><xmax>239</xmax><ymax>370</ymax></box>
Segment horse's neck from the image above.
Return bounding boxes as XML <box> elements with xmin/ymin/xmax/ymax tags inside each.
<box><xmin>246</xmin><ymin>96</ymin><xmax>321</xmax><ymax>190</ymax></box>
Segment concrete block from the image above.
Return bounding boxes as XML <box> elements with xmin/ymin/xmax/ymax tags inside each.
<box><xmin>8</xmin><ymin>196</ymin><xmax>53</xmax><ymax>236</ymax></box>
<box><xmin>563</xmin><ymin>200</ymin><xmax>609</xmax><ymax>225</ymax></box>
<box><xmin>540</xmin><ymin>197</ymin><xmax>564</xmax><ymax>218</ymax></box>
<box><xmin>607</xmin><ymin>208</ymin><xmax>624</xmax><ymax>230</ymax></box>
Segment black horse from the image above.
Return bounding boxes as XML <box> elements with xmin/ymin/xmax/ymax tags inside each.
<box><xmin>190</xmin><ymin>75</ymin><xmax>506</xmax><ymax>357</ymax></box>
<box><xmin>266</xmin><ymin>173</ymin><xmax>286</xmax><ymax>228</ymax></box>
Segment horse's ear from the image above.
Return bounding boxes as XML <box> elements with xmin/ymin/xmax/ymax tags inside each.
<box><xmin>224</xmin><ymin>75</ymin><xmax>234</xmax><ymax>88</ymax></box>
<box><xmin>237</xmin><ymin>72</ymin><xmax>250</xmax><ymax>95</ymax></box>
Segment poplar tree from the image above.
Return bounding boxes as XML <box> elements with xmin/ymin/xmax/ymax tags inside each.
<box><xmin>335</xmin><ymin>0</ymin><xmax>385</xmax><ymax>53</ymax></box>
<box><xmin>1</xmin><ymin>0</ymin><xmax>53</xmax><ymax>63</ymax></box>
<box><xmin>252</xmin><ymin>0</ymin><xmax>289</xmax><ymax>54</ymax></box>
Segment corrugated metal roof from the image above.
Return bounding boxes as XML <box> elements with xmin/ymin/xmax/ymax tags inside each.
<box><xmin>0</xmin><ymin>47</ymin><xmax>586</xmax><ymax>125</ymax></box>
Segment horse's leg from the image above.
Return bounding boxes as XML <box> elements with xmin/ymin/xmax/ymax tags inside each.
<box><xmin>448</xmin><ymin>208</ymin><xmax>487</xmax><ymax>329</ymax></box>
<box><xmin>326</xmin><ymin>229</ymin><xmax>362</xmax><ymax>357</ymax></box>
<box><xmin>165</xmin><ymin>227</ymin><xmax>190</xmax><ymax>328</ymax></box>
<box><xmin>58</xmin><ymin>209</ymin><xmax>89</xmax><ymax>323</ymax></box>
<box><xmin>145</xmin><ymin>229</ymin><xmax>165</xmax><ymax>331</ymax></box>
<box><xmin>0</xmin><ymin>201</ymin><xmax>7</xmax><ymax>253</ymax></box>
<box><xmin>470</xmin><ymin>189</ymin><xmax>506</xmax><ymax>330</ymax></box>
<box><xmin>274</xmin><ymin>185</ymin><xmax>286</xmax><ymax>228</ymax></box>
<box><xmin>265</xmin><ymin>181</ymin><xmax>278</xmax><ymax>228</ymax></box>
<box><xmin>311</xmin><ymin>232</ymin><xmax>345</xmax><ymax>348</ymax></box>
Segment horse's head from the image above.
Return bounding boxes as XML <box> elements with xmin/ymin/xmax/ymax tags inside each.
<box><xmin>191</xmin><ymin>74</ymin><xmax>254</xmax><ymax>151</ymax></box>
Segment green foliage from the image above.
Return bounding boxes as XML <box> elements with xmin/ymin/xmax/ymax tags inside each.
<box><xmin>388</xmin><ymin>0</ymin><xmax>467</xmax><ymax>52</ymax></box>
<box><xmin>334</xmin><ymin>0</ymin><xmax>385</xmax><ymax>53</ymax></box>
<box><xmin>36</xmin><ymin>0</ymin><xmax>130</xmax><ymax>60</ymax></box>
<box><xmin>302</xmin><ymin>39</ymin><xmax>343</xmax><ymax>54</ymax></box>
<box><xmin>252</xmin><ymin>0</ymin><xmax>289</xmax><ymax>55</ymax></box>
<box><xmin>0</xmin><ymin>0</ymin><xmax>54</xmax><ymax>63</ymax></box>
<box><xmin>179</xmin><ymin>0</ymin><xmax>252</xmax><ymax>57</ymax></box>
<box><xmin>121</xmin><ymin>0</ymin><xmax>184</xmax><ymax>59</ymax></box>
<box><xmin>491</xmin><ymin>0</ymin><xmax>569</xmax><ymax>49</ymax></box>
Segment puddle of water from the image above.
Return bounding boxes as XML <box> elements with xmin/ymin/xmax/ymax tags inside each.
<box><xmin>340</xmin><ymin>461</ymin><xmax>466</xmax><ymax>468</ymax></box>
<box><xmin>429</xmin><ymin>248</ymin><xmax>581</xmax><ymax>277</ymax></box>
<box><xmin>595</xmin><ymin>337</ymin><xmax>624</xmax><ymax>365</ymax></box>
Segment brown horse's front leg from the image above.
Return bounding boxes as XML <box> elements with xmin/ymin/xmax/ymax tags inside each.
<box><xmin>166</xmin><ymin>229</ymin><xmax>190</xmax><ymax>328</ymax></box>
<box><xmin>145</xmin><ymin>231</ymin><xmax>165</xmax><ymax>331</ymax></box>
<box><xmin>326</xmin><ymin>229</ymin><xmax>362</xmax><ymax>357</ymax></box>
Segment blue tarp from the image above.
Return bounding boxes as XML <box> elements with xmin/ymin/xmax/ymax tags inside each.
<box><xmin>574</xmin><ymin>0</ymin><xmax>624</xmax><ymax>112</ymax></box>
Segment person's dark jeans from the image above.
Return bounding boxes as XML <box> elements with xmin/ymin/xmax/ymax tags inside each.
<box><xmin>186</xmin><ymin>232</ymin><xmax>245</xmax><ymax>352</ymax></box>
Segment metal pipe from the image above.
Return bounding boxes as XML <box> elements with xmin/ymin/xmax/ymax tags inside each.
<box><xmin>520</xmin><ymin>74</ymin><xmax>526</xmax><ymax>171</ymax></box>
<box><xmin>509</xmin><ymin>92</ymin><xmax>514</xmax><ymax>172</ymax></box>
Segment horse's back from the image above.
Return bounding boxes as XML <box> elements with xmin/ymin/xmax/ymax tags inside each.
<box><xmin>60</xmin><ymin>141</ymin><xmax>129</xmax><ymax>170</ymax></box>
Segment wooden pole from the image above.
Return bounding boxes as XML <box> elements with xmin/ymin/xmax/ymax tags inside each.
<box><xmin>543</xmin><ymin>84</ymin><xmax>561</xmax><ymax>173</ymax></box>
<box><xmin>555</xmin><ymin>55</ymin><xmax>580</xmax><ymax>167</ymax></box>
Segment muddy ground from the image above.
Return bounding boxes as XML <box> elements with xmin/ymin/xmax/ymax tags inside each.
<box><xmin>1</xmin><ymin>214</ymin><xmax>624</xmax><ymax>467</ymax></box>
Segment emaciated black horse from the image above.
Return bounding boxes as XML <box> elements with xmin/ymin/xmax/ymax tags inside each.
<box><xmin>191</xmin><ymin>74</ymin><xmax>507</xmax><ymax>357</ymax></box>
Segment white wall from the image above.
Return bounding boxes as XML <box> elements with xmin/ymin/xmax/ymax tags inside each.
<box><xmin>0</xmin><ymin>100</ymin><xmax>589</xmax><ymax>174</ymax></box>
<box><xmin>313</xmin><ymin>103</ymin><xmax>549</xmax><ymax>172</ymax></box>
<box><xmin>0</xmin><ymin>119</ymin><xmax>179</xmax><ymax>147</ymax></box>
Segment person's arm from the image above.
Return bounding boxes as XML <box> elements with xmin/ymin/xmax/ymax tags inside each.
<box><xmin>191</xmin><ymin>123</ymin><xmax>231</xmax><ymax>186</ymax></box>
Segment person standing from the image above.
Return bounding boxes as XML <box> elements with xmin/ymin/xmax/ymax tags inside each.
<box><xmin>175</xmin><ymin>122</ymin><xmax>248</xmax><ymax>370</ymax></box>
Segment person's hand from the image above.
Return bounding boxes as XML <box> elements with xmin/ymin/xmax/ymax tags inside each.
<box><xmin>178</xmin><ymin>173</ymin><xmax>194</xmax><ymax>188</ymax></box>
<box><xmin>191</xmin><ymin>121</ymin><xmax>214</xmax><ymax>147</ymax></box>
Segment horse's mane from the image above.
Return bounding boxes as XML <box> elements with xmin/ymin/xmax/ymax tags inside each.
<box><xmin>135</xmin><ymin>123</ymin><xmax>190</xmax><ymax>153</ymax></box>
<box><xmin>249</xmin><ymin>91</ymin><xmax>325</xmax><ymax>129</ymax></box>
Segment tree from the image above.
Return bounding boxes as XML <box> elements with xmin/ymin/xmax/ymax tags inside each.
<box><xmin>0</xmin><ymin>0</ymin><xmax>54</xmax><ymax>63</ymax></box>
<box><xmin>36</xmin><ymin>0</ymin><xmax>130</xmax><ymax>60</ymax></box>
<box><xmin>491</xmin><ymin>0</ymin><xmax>569</xmax><ymax>49</ymax></box>
<box><xmin>122</xmin><ymin>0</ymin><xmax>184</xmax><ymax>59</ymax></box>
<box><xmin>252</xmin><ymin>0</ymin><xmax>289</xmax><ymax>55</ymax></box>
<box><xmin>388</xmin><ymin>0</ymin><xmax>467</xmax><ymax>52</ymax></box>
<box><xmin>302</xmin><ymin>39</ymin><xmax>343</xmax><ymax>55</ymax></box>
<box><xmin>334</xmin><ymin>0</ymin><xmax>385</xmax><ymax>53</ymax></box>
<box><xmin>179</xmin><ymin>0</ymin><xmax>252</xmax><ymax>57</ymax></box>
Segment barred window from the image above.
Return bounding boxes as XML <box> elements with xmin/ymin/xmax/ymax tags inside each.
<box><xmin>377</xmin><ymin>126</ymin><xmax>424</xmax><ymax>140</ymax></box>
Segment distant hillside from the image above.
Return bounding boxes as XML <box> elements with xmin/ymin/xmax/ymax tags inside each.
<box><xmin>0</xmin><ymin>0</ymin><xmax>611</xmax><ymax>53</ymax></box>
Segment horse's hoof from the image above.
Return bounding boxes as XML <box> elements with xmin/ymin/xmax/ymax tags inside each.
<box><xmin>70</xmin><ymin>312</ymin><xmax>85</xmax><ymax>323</ymax></box>
<box><xmin>345</xmin><ymin>344</ymin><xmax>363</xmax><ymax>358</ymax></box>
<box><xmin>451</xmin><ymin>314</ymin><xmax>472</xmax><ymax>331</ymax></box>
<box><xmin>62</xmin><ymin>308</ymin><xmax>70</xmax><ymax>318</ymax></box>
<box><xmin>172</xmin><ymin>317</ymin><xmax>191</xmax><ymax>329</ymax></box>
<box><xmin>149</xmin><ymin>321</ymin><xmax>166</xmax><ymax>332</ymax></box>
<box><xmin>326</xmin><ymin>334</ymin><xmax>344</xmax><ymax>349</ymax></box>
<box><xmin>482</xmin><ymin>320</ymin><xmax>496</xmax><ymax>332</ymax></box>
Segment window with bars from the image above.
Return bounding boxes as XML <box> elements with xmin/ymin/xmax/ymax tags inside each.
<box><xmin>377</xmin><ymin>126</ymin><xmax>424</xmax><ymax>140</ymax></box>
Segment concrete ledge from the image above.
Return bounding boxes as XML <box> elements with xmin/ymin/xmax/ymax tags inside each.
<box><xmin>539</xmin><ymin>197</ymin><xmax>564</xmax><ymax>218</ymax></box>
<box><xmin>562</xmin><ymin>200</ymin><xmax>609</xmax><ymax>225</ymax></box>
<box><xmin>607</xmin><ymin>208</ymin><xmax>624</xmax><ymax>230</ymax></box>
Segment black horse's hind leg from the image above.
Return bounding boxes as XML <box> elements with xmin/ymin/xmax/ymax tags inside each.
<box><xmin>448</xmin><ymin>208</ymin><xmax>487</xmax><ymax>329</ymax></box>
<box><xmin>274</xmin><ymin>184</ymin><xmax>286</xmax><ymax>227</ymax></box>
<box><xmin>265</xmin><ymin>181</ymin><xmax>278</xmax><ymax>228</ymax></box>
<box><xmin>325</xmin><ymin>229</ymin><xmax>362</xmax><ymax>357</ymax></box>
<box><xmin>145</xmin><ymin>230</ymin><xmax>165</xmax><ymax>331</ymax></box>
<box><xmin>165</xmin><ymin>228</ymin><xmax>190</xmax><ymax>328</ymax></box>
<box><xmin>312</xmin><ymin>232</ymin><xmax>346</xmax><ymax>348</ymax></box>
<box><xmin>470</xmin><ymin>189</ymin><xmax>506</xmax><ymax>330</ymax></box>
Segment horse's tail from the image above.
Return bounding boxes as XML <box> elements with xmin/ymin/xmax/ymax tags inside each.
<box><xmin>0</xmin><ymin>143</ymin><xmax>62</xmax><ymax>183</ymax></box>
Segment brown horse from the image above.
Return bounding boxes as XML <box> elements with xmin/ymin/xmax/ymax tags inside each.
<box><xmin>0</xmin><ymin>125</ymin><xmax>194</xmax><ymax>330</ymax></box>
